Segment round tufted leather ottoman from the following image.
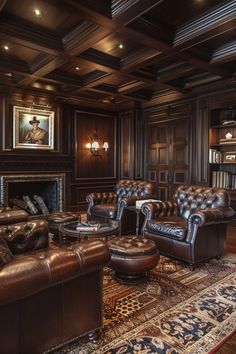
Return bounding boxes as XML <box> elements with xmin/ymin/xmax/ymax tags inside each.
<box><xmin>47</xmin><ymin>212</ymin><xmax>81</xmax><ymax>242</ymax></box>
<box><xmin>107</xmin><ymin>236</ymin><xmax>160</xmax><ymax>284</ymax></box>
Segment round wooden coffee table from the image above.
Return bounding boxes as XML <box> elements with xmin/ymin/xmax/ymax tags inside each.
<box><xmin>59</xmin><ymin>219</ymin><xmax>119</xmax><ymax>245</ymax></box>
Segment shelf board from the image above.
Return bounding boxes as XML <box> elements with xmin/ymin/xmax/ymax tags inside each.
<box><xmin>210</xmin><ymin>143</ymin><xmax>236</xmax><ymax>147</ymax></box>
<box><xmin>209</xmin><ymin>162</ymin><xmax>236</xmax><ymax>165</ymax></box>
<box><xmin>211</xmin><ymin>124</ymin><xmax>236</xmax><ymax>128</ymax></box>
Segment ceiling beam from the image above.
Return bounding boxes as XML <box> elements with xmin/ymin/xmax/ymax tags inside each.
<box><xmin>174</xmin><ymin>0</ymin><xmax>236</xmax><ymax>48</ymax></box>
<box><xmin>0</xmin><ymin>0</ymin><xmax>7</xmax><ymax>12</ymax></box>
<box><xmin>111</xmin><ymin>0</ymin><xmax>165</xmax><ymax>26</ymax></box>
<box><xmin>210</xmin><ymin>40</ymin><xmax>236</xmax><ymax>64</ymax></box>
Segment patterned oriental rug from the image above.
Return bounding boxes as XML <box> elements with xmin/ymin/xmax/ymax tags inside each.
<box><xmin>52</xmin><ymin>254</ymin><xmax>236</xmax><ymax>354</ymax></box>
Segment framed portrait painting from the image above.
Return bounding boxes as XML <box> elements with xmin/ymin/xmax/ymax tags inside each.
<box><xmin>13</xmin><ymin>106</ymin><xmax>54</xmax><ymax>150</ymax></box>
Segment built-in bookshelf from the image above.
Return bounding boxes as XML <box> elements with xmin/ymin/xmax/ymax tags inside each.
<box><xmin>209</xmin><ymin>106</ymin><xmax>236</xmax><ymax>189</ymax></box>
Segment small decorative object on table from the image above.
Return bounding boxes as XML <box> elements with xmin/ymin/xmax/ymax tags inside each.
<box><xmin>76</xmin><ymin>221</ymin><xmax>100</xmax><ymax>232</ymax></box>
<box><xmin>225</xmin><ymin>132</ymin><xmax>233</xmax><ymax>139</ymax></box>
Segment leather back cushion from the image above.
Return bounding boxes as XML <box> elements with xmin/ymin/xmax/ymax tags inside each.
<box><xmin>115</xmin><ymin>179</ymin><xmax>153</xmax><ymax>200</ymax></box>
<box><xmin>0</xmin><ymin>237</ymin><xmax>14</xmax><ymax>267</ymax></box>
<box><xmin>174</xmin><ymin>185</ymin><xmax>230</xmax><ymax>219</ymax></box>
<box><xmin>0</xmin><ymin>219</ymin><xmax>49</xmax><ymax>255</ymax></box>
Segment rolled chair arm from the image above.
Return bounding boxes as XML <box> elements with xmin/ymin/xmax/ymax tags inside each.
<box><xmin>119</xmin><ymin>195</ymin><xmax>153</xmax><ymax>208</ymax></box>
<box><xmin>141</xmin><ymin>201</ymin><xmax>177</xmax><ymax>234</ymax></box>
<box><xmin>188</xmin><ymin>207</ymin><xmax>234</xmax><ymax>227</ymax></box>
<box><xmin>141</xmin><ymin>200</ymin><xmax>177</xmax><ymax>219</ymax></box>
<box><xmin>86</xmin><ymin>192</ymin><xmax>118</xmax><ymax>214</ymax></box>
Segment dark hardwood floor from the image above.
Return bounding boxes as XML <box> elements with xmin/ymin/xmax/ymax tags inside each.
<box><xmin>214</xmin><ymin>221</ymin><xmax>236</xmax><ymax>354</ymax></box>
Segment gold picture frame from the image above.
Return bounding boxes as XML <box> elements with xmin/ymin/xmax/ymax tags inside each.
<box><xmin>13</xmin><ymin>106</ymin><xmax>54</xmax><ymax>150</ymax></box>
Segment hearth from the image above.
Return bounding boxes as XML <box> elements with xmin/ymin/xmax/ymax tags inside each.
<box><xmin>0</xmin><ymin>174</ymin><xmax>65</xmax><ymax>213</ymax></box>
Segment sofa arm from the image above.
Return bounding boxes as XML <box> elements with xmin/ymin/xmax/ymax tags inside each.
<box><xmin>0</xmin><ymin>240</ymin><xmax>110</xmax><ymax>306</ymax></box>
<box><xmin>188</xmin><ymin>207</ymin><xmax>234</xmax><ymax>227</ymax></box>
<box><xmin>0</xmin><ymin>210</ymin><xmax>29</xmax><ymax>225</ymax></box>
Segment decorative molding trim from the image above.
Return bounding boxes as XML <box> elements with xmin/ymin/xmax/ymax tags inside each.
<box><xmin>211</xmin><ymin>40</ymin><xmax>236</xmax><ymax>64</ymax></box>
<box><xmin>174</xmin><ymin>1</ymin><xmax>236</xmax><ymax>47</ymax></box>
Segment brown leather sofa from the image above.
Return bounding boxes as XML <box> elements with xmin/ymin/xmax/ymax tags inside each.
<box><xmin>141</xmin><ymin>185</ymin><xmax>234</xmax><ymax>267</ymax></box>
<box><xmin>0</xmin><ymin>210</ymin><xmax>110</xmax><ymax>354</ymax></box>
<box><xmin>86</xmin><ymin>179</ymin><xmax>154</xmax><ymax>234</ymax></box>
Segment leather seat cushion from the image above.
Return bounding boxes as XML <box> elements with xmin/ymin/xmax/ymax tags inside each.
<box><xmin>47</xmin><ymin>212</ymin><xmax>80</xmax><ymax>223</ymax></box>
<box><xmin>146</xmin><ymin>215</ymin><xmax>187</xmax><ymax>241</ymax></box>
<box><xmin>108</xmin><ymin>236</ymin><xmax>157</xmax><ymax>256</ymax></box>
<box><xmin>90</xmin><ymin>204</ymin><xmax>117</xmax><ymax>219</ymax></box>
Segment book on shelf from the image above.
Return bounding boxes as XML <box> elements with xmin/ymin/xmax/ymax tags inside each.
<box><xmin>212</xmin><ymin>170</ymin><xmax>236</xmax><ymax>189</ymax></box>
<box><xmin>209</xmin><ymin>149</ymin><xmax>223</xmax><ymax>163</ymax></box>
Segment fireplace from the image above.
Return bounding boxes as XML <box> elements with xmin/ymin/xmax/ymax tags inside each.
<box><xmin>0</xmin><ymin>174</ymin><xmax>65</xmax><ymax>213</ymax></box>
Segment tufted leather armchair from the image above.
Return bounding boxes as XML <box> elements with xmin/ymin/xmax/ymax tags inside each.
<box><xmin>141</xmin><ymin>185</ymin><xmax>234</xmax><ymax>266</ymax></box>
<box><xmin>86</xmin><ymin>179</ymin><xmax>154</xmax><ymax>235</ymax></box>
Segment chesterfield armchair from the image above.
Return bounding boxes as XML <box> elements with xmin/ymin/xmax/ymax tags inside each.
<box><xmin>141</xmin><ymin>185</ymin><xmax>234</xmax><ymax>267</ymax></box>
<box><xmin>86</xmin><ymin>179</ymin><xmax>154</xmax><ymax>235</ymax></box>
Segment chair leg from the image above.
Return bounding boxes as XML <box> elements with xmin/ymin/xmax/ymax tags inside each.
<box><xmin>189</xmin><ymin>263</ymin><xmax>195</xmax><ymax>271</ymax></box>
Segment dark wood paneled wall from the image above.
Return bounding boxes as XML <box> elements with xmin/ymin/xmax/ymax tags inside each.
<box><xmin>118</xmin><ymin>109</ymin><xmax>144</xmax><ymax>179</ymax></box>
<box><xmin>1</xmin><ymin>88</ymin><xmax>236</xmax><ymax>214</ymax></box>
<box><xmin>0</xmin><ymin>91</ymin><xmax>118</xmax><ymax>211</ymax></box>
<box><xmin>71</xmin><ymin>109</ymin><xmax>117</xmax><ymax>210</ymax></box>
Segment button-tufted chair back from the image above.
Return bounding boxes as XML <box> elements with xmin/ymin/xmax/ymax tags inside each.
<box><xmin>174</xmin><ymin>185</ymin><xmax>230</xmax><ymax>219</ymax></box>
<box><xmin>115</xmin><ymin>179</ymin><xmax>154</xmax><ymax>201</ymax></box>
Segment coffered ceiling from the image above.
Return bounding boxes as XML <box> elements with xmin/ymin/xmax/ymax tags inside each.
<box><xmin>0</xmin><ymin>0</ymin><xmax>235</xmax><ymax>108</ymax></box>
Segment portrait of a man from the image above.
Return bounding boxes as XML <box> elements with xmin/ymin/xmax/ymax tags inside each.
<box><xmin>24</xmin><ymin>116</ymin><xmax>48</xmax><ymax>145</ymax></box>
<box><xmin>13</xmin><ymin>106</ymin><xmax>54</xmax><ymax>150</ymax></box>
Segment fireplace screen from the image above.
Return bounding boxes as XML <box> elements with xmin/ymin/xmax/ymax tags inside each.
<box><xmin>0</xmin><ymin>174</ymin><xmax>65</xmax><ymax>214</ymax></box>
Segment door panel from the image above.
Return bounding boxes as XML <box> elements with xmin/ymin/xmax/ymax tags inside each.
<box><xmin>146</xmin><ymin>119</ymin><xmax>189</xmax><ymax>200</ymax></box>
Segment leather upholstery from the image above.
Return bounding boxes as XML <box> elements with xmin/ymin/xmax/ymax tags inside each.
<box><xmin>0</xmin><ymin>209</ymin><xmax>29</xmax><ymax>225</ymax></box>
<box><xmin>0</xmin><ymin>211</ymin><xmax>110</xmax><ymax>354</ymax></box>
<box><xmin>108</xmin><ymin>235</ymin><xmax>158</xmax><ymax>256</ymax></box>
<box><xmin>0</xmin><ymin>219</ymin><xmax>49</xmax><ymax>254</ymax></box>
<box><xmin>86</xmin><ymin>179</ymin><xmax>154</xmax><ymax>234</ymax></box>
<box><xmin>107</xmin><ymin>236</ymin><xmax>160</xmax><ymax>283</ymax></box>
<box><xmin>141</xmin><ymin>185</ymin><xmax>234</xmax><ymax>266</ymax></box>
<box><xmin>47</xmin><ymin>211</ymin><xmax>81</xmax><ymax>237</ymax></box>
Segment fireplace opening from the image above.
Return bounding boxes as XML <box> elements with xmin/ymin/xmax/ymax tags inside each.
<box><xmin>0</xmin><ymin>174</ymin><xmax>65</xmax><ymax>214</ymax></box>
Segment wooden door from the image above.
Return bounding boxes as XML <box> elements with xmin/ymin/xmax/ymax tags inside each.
<box><xmin>146</xmin><ymin>118</ymin><xmax>189</xmax><ymax>200</ymax></box>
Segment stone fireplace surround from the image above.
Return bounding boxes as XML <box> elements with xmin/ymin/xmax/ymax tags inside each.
<box><xmin>0</xmin><ymin>174</ymin><xmax>65</xmax><ymax>213</ymax></box>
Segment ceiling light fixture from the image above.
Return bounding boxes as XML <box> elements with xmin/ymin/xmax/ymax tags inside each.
<box><xmin>119</xmin><ymin>44</ymin><xmax>124</xmax><ymax>49</ymax></box>
<box><xmin>75</xmin><ymin>67</ymin><xmax>80</xmax><ymax>70</ymax></box>
<box><xmin>3</xmin><ymin>45</ymin><xmax>9</xmax><ymax>51</ymax></box>
<box><xmin>33</xmin><ymin>9</ymin><xmax>42</xmax><ymax>16</ymax></box>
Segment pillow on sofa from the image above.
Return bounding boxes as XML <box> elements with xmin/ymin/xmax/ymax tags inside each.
<box><xmin>0</xmin><ymin>237</ymin><xmax>14</xmax><ymax>266</ymax></box>
<box><xmin>33</xmin><ymin>195</ymin><xmax>49</xmax><ymax>215</ymax></box>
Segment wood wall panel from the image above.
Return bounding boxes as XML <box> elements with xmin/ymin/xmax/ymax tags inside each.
<box><xmin>192</xmin><ymin>99</ymin><xmax>209</xmax><ymax>185</ymax></box>
<box><xmin>119</xmin><ymin>109</ymin><xmax>144</xmax><ymax>179</ymax></box>
<box><xmin>75</xmin><ymin>111</ymin><xmax>116</xmax><ymax>180</ymax></box>
<box><xmin>119</xmin><ymin>111</ymin><xmax>134</xmax><ymax>178</ymax></box>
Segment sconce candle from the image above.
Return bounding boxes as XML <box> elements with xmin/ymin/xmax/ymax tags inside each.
<box><xmin>103</xmin><ymin>142</ymin><xmax>109</xmax><ymax>151</ymax></box>
<box><xmin>89</xmin><ymin>129</ymin><xmax>109</xmax><ymax>157</ymax></box>
<box><xmin>91</xmin><ymin>140</ymin><xmax>99</xmax><ymax>150</ymax></box>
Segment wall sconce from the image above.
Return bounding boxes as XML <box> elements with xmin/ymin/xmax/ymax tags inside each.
<box><xmin>89</xmin><ymin>129</ymin><xmax>109</xmax><ymax>157</ymax></box>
